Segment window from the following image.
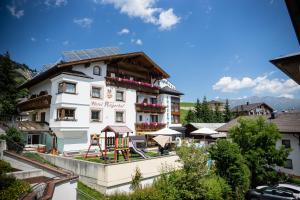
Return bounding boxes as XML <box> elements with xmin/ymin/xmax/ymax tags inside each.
<box><xmin>57</xmin><ymin>108</ymin><xmax>75</xmax><ymax>120</ymax></box>
<box><xmin>115</xmin><ymin>111</ymin><xmax>125</xmax><ymax>123</ymax></box>
<box><xmin>58</xmin><ymin>82</ymin><xmax>76</xmax><ymax>94</ymax></box>
<box><xmin>91</xmin><ymin>87</ymin><xmax>102</xmax><ymax>98</ymax></box>
<box><xmin>150</xmin><ymin>97</ymin><xmax>157</xmax><ymax>104</ymax></box>
<box><xmin>282</xmin><ymin>140</ymin><xmax>291</xmax><ymax>148</ymax></box>
<box><xmin>284</xmin><ymin>159</ymin><xmax>293</xmax><ymax>169</ymax></box>
<box><xmin>139</xmin><ymin>115</ymin><xmax>143</xmax><ymax>122</ymax></box>
<box><xmin>93</xmin><ymin>66</ymin><xmax>101</xmax><ymax>76</ymax></box>
<box><xmin>32</xmin><ymin>113</ymin><xmax>37</xmax><ymax>122</ymax></box>
<box><xmin>116</xmin><ymin>91</ymin><xmax>124</xmax><ymax>101</ymax></box>
<box><xmin>91</xmin><ymin>110</ymin><xmax>101</xmax><ymax>122</ymax></box>
<box><xmin>172</xmin><ymin>115</ymin><xmax>180</xmax><ymax>124</ymax></box>
<box><xmin>150</xmin><ymin>115</ymin><xmax>158</xmax><ymax>123</ymax></box>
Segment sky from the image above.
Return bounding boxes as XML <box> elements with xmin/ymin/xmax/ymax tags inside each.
<box><xmin>1</xmin><ymin>0</ymin><xmax>300</xmax><ymax>102</ymax></box>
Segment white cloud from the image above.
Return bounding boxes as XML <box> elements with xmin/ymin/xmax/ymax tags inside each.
<box><xmin>158</xmin><ymin>8</ymin><xmax>180</xmax><ymax>30</ymax></box>
<box><xmin>99</xmin><ymin>0</ymin><xmax>180</xmax><ymax>30</ymax></box>
<box><xmin>73</xmin><ymin>18</ymin><xmax>93</xmax><ymax>28</ymax></box>
<box><xmin>118</xmin><ymin>28</ymin><xmax>130</xmax><ymax>35</ymax></box>
<box><xmin>31</xmin><ymin>37</ymin><xmax>36</xmax><ymax>42</ymax></box>
<box><xmin>62</xmin><ymin>40</ymin><xmax>69</xmax><ymax>45</ymax></box>
<box><xmin>45</xmin><ymin>0</ymin><xmax>68</xmax><ymax>7</ymax></box>
<box><xmin>131</xmin><ymin>38</ymin><xmax>143</xmax><ymax>45</ymax></box>
<box><xmin>213</xmin><ymin>75</ymin><xmax>300</xmax><ymax>97</ymax></box>
<box><xmin>279</xmin><ymin>94</ymin><xmax>294</xmax><ymax>99</ymax></box>
<box><xmin>7</xmin><ymin>4</ymin><xmax>24</xmax><ymax>19</ymax></box>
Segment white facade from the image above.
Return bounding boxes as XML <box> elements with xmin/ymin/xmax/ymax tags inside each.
<box><xmin>25</xmin><ymin>60</ymin><xmax>182</xmax><ymax>152</ymax></box>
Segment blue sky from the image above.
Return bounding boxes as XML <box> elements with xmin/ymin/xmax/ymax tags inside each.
<box><xmin>1</xmin><ymin>0</ymin><xmax>300</xmax><ymax>101</ymax></box>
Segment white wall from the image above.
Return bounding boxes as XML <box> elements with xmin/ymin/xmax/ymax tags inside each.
<box><xmin>276</xmin><ymin>134</ymin><xmax>300</xmax><ymax>176</ymax></box>
<box><xmin>52</xmin><ymin>180</ymin><xmax>78</xmax><ymax>200</ymax></box>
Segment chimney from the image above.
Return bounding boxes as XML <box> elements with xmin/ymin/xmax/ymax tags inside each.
<box><xmin>246</xmin><ymin>102</ymin><xmax>249</xmax><ymax>105</ymax></box>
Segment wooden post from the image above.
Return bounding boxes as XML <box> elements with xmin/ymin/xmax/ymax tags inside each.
<box><xmin>114</xmin><ymin>133</ymin><xmax>118</xmax><ymax>162</ymax></box>
<box><xmin>104</xmin><ymin>131</ymin><xmax>107</xmax><ymax>158</ymax></box>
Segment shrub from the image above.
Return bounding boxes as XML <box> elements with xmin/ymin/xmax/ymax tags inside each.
<box><xmin>131</xmin><ymin>167</ymin><xmax>142</xmax><ymax>190</ymax></box>
<box><xmin>4</xmin><ymin>128</ymin><xmax>25</xmax><ymax>153</ymax></box>
<box><xmin>0</xmin><ymin>178</ymin><xmax>30</xmax><ymax>200</ymax></box>
<box><xmin>0</xmin><ymin>174</ymin><xmax>16</xmax><ymax>190</ymax></box>
<box><xmin>0</xmin><ymin>160</ymin><xmax>12</xmax><ymax>174</ymax></box>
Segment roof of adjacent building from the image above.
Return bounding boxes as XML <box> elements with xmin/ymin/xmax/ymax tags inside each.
<box><xmin>231</xmin><ymin>102</ymin><xmax>273</xmax><ymax>112</ymax></box>
<box><xmin>186</xmin><ymin>123</ymin><xmax>226</xmax><ymax>131</ymax></box>
<box><xmin>285</xmin><ymin>0</ymin><xmax>300</xmax><ymax>45</ymax></box>
<box><xmin>19</xmin><ymin>47</ymin><xmax>170</xmax><ymax>89</ymax></box>
<box><xmin>208</xmin><ymin>100</ymin><xmax>224</xmax><ymax>104</ymax></box>
<box><xmin>216</xmin><ymin>112</ymin><xmax>300</xmax><ymax>133</ymax></box>
<box><xmin>159</xmin><ymin>86</ymin><xmax>184</xmax><ymax>96</ymax></box>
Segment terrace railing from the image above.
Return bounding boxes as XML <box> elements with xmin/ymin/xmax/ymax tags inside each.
<box><xmin>135</xmin><ymin>103</ymin><xmax>166</xmax><ymax>113</ymax></box>
<box><xmin>105</xmin><ymin>77</ymin><xmax>160</xmax><ymax>94</ymax></box>
<box><xmin>135</xmin><ymin>122</ymin><xmax>166</xmax><ymax>132</ymax></box>
<box><xmin>17</xmin><ymin>95</ymin><xmax>52</xmax><ymax>112</ymax></box>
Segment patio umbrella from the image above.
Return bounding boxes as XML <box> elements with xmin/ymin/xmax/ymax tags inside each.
<box><xmin>153</xmin><ymin>135</ymin><xmax>172</xmax><ymax>147</ymax></box>
<box><xmin>147</xmin><ymin>127</ymin><xmax>181</xmax><ymax>136</ymax></box>
<box><xmin>191</xmin><ymin>127</ymin><xmax>218</xmax><ymax>145</ymax></box>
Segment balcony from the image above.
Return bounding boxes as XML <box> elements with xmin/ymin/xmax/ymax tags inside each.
<box><xmin>17</xmin><ymin>95</ymin><xmax>52</xmax><ymax>112</ymax></box>
<box><xmin>136</xmin><ymin>103</ymin><xmax>166</xmax><ymax>113</ymax></box>
<box><xmin>106</xmin><ymin>77</ymin><xmax>160</xmax><ymax>94</ymax></box>
<box><xmin>135</xmin><ymin>122</ymin><xmax>166</xmax><ymax>132</ymax></box>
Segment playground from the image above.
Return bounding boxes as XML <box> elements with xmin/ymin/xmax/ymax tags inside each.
<box><xmin>70</xmin><ymin>125</ymin><xmax>173</xmax><ymax>164</ymax></box>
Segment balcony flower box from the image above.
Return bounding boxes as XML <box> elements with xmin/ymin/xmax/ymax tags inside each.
<box><xmin>135</xmin><ymin>103</ymin><xmax>166</xmax><ymax>113</ymax></box>
<box><xmin>135</xmin><ymin>122</ymin><xmax>166</xmax><ymax>132</ymax></box>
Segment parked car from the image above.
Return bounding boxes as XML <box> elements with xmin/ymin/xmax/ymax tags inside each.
<box><xmin>246</xmin><ymin>186</ymin><xmax>296</xmax><ymax>200</ymax></box>
<box><xmin>256</xmin><ymin>184</ymin><xmax>300</xmax><ymax>199</ymax></box>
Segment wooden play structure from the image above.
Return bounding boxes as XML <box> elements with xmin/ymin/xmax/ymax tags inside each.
<box><xmin>84</xmin><ymin>133</ymin><xmax>103</xmax><ymax>158</ymax></box>
<box><xmin>101</xmin><ymin>125</ymin><xmax>133</xmax><ymax>162</ymax></box>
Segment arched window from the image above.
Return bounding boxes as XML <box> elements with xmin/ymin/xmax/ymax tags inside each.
<box><xmin>93</xmin><ymin>66</ymin><xmax>101</xmax><ymax>76</ymax></box>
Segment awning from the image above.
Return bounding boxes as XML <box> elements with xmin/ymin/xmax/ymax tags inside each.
<box><xmin>153</xmin><ymin>135</ymin><xmax>172</xmax><ymax>147</ymax></box>
<box><xmin>191</xmin><ymin>127</ymin><xmax>217</xmax><ymax>136</ymax></box>
<box><xmin>146</xmin><ymin>127</ymin><xmax>182</xmax><ymax>136</ymax></box>
<box><xmin>101</xmin><ymin>125</ymin><xmax>133</xmax><ymax>134</ymax></box>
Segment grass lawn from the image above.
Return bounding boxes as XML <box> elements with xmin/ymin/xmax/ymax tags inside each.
<box><xmin>180</xmin><ymin>109</ymin><xmax>189</xmax><ymax>124</ymax></box>
<box><xmin>22</xmin><ymin>152</ymin><xmax>55</xmax><ymax>167</ymax></box>
<box><xmin>77</xmin><ymin>181</ymin><xmax>105</xmax><ymax>200</ymax></box>
<box><xmin>75</xmin><ymin>151</ymin><xmax>159</xmax><ymax>164</ymax></box>
<box><xmin>180</xmin><ymin>102</ymin><xmax>195</xmax><ymax>107</ymax></box>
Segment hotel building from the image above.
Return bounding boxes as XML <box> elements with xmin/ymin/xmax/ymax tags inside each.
<box><xmin>17</xmin><ymin>48</ymin><xmax>183</xmax><ymax>153</ymax></box>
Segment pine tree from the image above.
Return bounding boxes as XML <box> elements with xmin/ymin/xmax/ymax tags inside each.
<box><xmin>214</xmin><ymin>104</ymin><xmax>224</xmax><ymax>123</ymax></box>
<box><xmin>201</xmin><ymin>96</ymin><xmax>211</xmax><ymax>122</ymax></box>
<box><xmin>194</xmin><ymin>98</ymin><xmax>202</xmax><ymax>120</ymax></box>
<box><xmin>185</xmin><ymin>109</ymin><xmax>196</xmax><ymax>124</ymax></box>
<box><xmin>224</xmin><ymin>99</ymin><xmax>232</xmax><ymax>122</ymax></box>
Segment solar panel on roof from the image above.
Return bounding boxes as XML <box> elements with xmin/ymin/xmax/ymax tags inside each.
<box><xmin>62</xmin><ymin>47</ymin><xmax>120</xmax><ymax>62</ymax></box>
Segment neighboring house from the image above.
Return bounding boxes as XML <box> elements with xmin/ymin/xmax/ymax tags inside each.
<box><xmin>231</xmin><ymin>102</ymin><xmax>273</xmax><ymax>116</ymax></box>
<box><xmin>216</xmin><ymin>112</ymin><xmax>300</xmax><ymax>176</ymax></box>
<box><xmin>185</xmin><ymin>123</ymin><xmax>226</xmax><ymax>139</ymax></box>
<box><xmin>17</xmin><ymin>47</ymin><xmax>183</xmax><ymax>153</ymax></box>
<box><xmin>208</xmin><ymin>100</ymin><xmax>225</xmax><ymax>112</ymax></box>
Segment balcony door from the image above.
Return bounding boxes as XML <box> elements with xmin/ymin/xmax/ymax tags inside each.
<box><xmin>40</xmin><ymin>112</ymin><xmax>46</xmax><ymax>122</ymax></box>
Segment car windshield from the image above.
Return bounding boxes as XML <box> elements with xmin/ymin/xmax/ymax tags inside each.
<box><xmin>278</xmin><ymin>187</ymin><xmax>300</xmax><ymax>194</ymax></box>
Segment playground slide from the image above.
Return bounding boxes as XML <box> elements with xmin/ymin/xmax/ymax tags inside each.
<box><xmin>130</xmin><ymin>141</ymin><xmax>148</xmax><ymax>159</ymax></box>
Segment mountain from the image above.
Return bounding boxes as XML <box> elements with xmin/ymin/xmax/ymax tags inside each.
<box><xmin>225</xmin><ymin>96</ymin><xmax>300</xmax><ymax>111</ymax></box>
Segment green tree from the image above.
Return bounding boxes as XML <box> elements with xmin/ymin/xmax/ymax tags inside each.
<box><xmin>213</xmin><ymin>104</ymin><xmax>224</xmax><ymax>123</ymax></box>
<box><xmin>201</xmin><ymin>96</ymin><xmax>213</xmax><ymax>122</ymax></box>
<box><xmin>194</xmin><ymin>98</ymin><xmax>202</xmax><ymax>120</ymax></box>
<box><xmin>224</xmin><ymin>99</ymin><xmax>232</xmax><ymax>122</ymax></box>
<box><xmin>209</xmin><ymin>139</ymin><xmax>250</xmax><ymax>199</ymax></box>
<box><xmin>185</xmin><ymin>109</ymin><xmax>196</xmax><ymax>124</ymax></box>
<box><xmin>229</xmin><ymin>117</ymin><xmax>290</xmax><ymax>187</ymax></box>
<box><xmin>0</xmin><ymin>53</ymin><xmax>29</xmax><ymax>115</ymax></box>
<box><xmin>2</xmin><ymin>128</ymin><xmax>25</xmax><ymax>153</ymax></box>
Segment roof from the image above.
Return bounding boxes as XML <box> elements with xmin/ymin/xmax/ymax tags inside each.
<box><xmin>59</xmin><ymin>70</ymin><xmax>93</xmax><ymax>79</ymax></box>
<box><xmin>186</xmin><ymin>123</ymin><xmax>226</xmax><ymax>131</ymax></box>
<box><xmin>101</xmin><ymin>125</ymin><xmax>133</xmax><ymax>134</ymax></box>
<box><xmin>159</xmin><ymin>86</ymin><xmax>184</xmax><ymax>96</ymax></box>
<box><xmin>285</xmin><ymin>0</ymin><xmax>300</xmax><ymax>45</ymax></box>
<box><xmin>216</xmin><ymin>112</ymin><xmax>300</xmax><ymax>133</ymax></box>
<box><xmin>231</xmin><ymin>102</ymin><xmax>273</xmax><ymax>112</ymax></box>
<box><xmin>20</xmin><ymin>47</ymin><xmax>170</xmax><ymax>89</ymax></box>
<box><xmin>15</xmin><ymin>121</ymin><xmax>50</xmax><ymax>132</ymax></box>
<box><xmin>208</xmin><ymin>100</ymin><xmax>224</xmax><ymax>104</ymax></box>
<box><xmin>270</xmin><ymin>52</ymin><xmax>300</xmax><ymax>85</ymax></box>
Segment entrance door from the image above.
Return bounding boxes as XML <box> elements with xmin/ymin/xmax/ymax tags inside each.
<box><xmin>40</xmin><ymin>112</ymin><xmax>46</xmax><ymax>122</ymax></box>
<box><xmin>27</xmin><ymin>134</ymin><xmax>40</xmax><ymax>144</ymax></box>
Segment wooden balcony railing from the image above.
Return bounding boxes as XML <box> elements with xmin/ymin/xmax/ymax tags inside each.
<box><xmin>17</xmin><ymin>95</ymin><xmax>52</xmax><ymax>112</ymax></box>
<box><xmin>106</xmin><ymin>77</ymin><xmax>160</xmax><ymax>94</ymax></box>
<box><xmin>135</xmin><ymin>122</ymin><xmax>166</xmax><ymax>132</ymax></box>
<box><xmin>135</xmin><ymin>103</ymin><xmax>166</xmax><ymax>113</ymax></box>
